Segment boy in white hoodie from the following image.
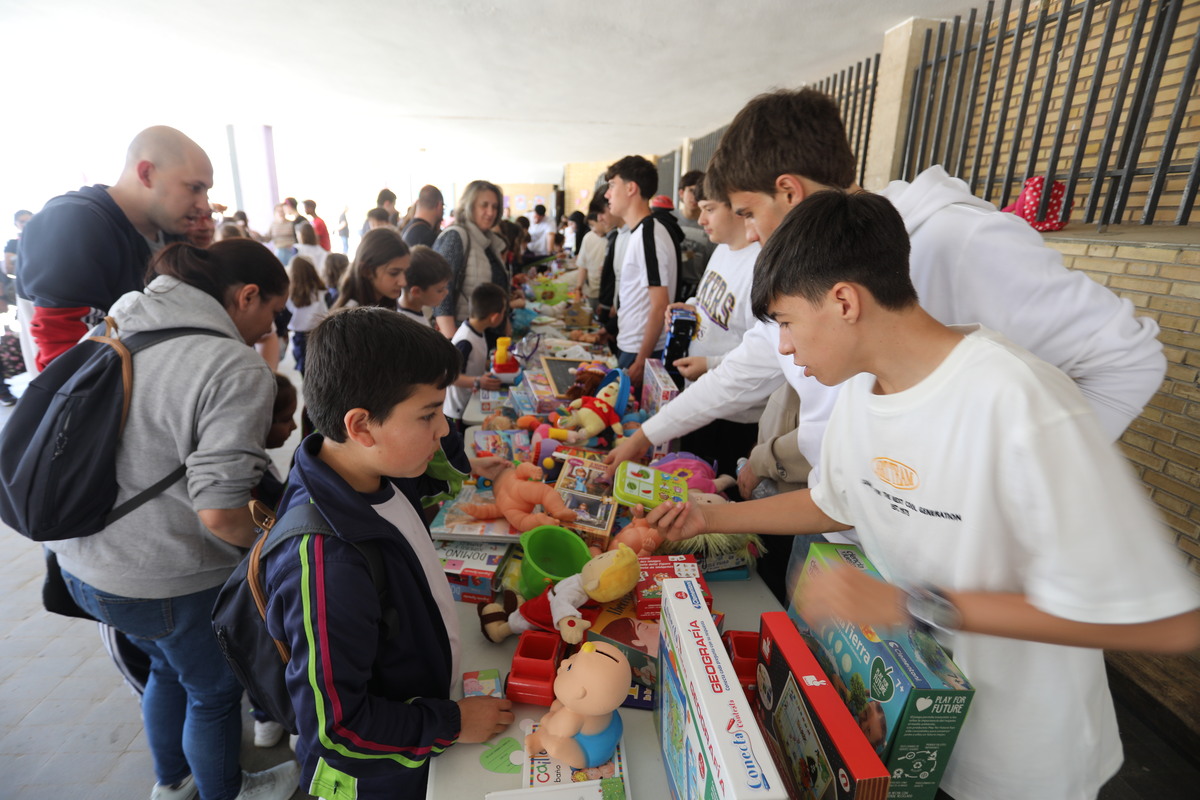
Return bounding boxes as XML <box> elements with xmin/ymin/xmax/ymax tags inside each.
<box><xmin>606</xmin><ymin>88</ymin><xmax>1165</xmax><ymax>600</ymax></box>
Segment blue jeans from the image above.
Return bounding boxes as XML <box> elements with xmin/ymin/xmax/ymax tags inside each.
<box><xmin>63</xmin><ymin>573</ymin><xmax>244</xmax><ymax>800</ymax></box>
<box><xmin>617</xmin><ymin>349</ymin><xmax>662</xmax><ymax>370</ymax></box>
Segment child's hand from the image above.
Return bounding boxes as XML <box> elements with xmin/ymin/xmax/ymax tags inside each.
<box><xmin>456</xmin><ymin>696</ymin><xmax>514</xmax><ymax>743</ymax></box>
<box><xmin>469</xmin><ymin>455</ymin><xmax>510</xmax><ymax>481</ymax></box>
<box><xmin>799</xmin><ymin>564</ymin><xmax>908</xmax><ymax>629</ymax></box>
<box><xmin>663</xmin><ymin>302</ymin><xmax>697</xmax><ymax>326</ymax></box>
<box><xmin>645</xmin><ymin>500</ymin><xmax>707</xmax><ymax>542</ymax></box>
<box><xmin>480</xmin><ymin>374</ymin><xmax>502</xmax><ymax>391</ymax></box>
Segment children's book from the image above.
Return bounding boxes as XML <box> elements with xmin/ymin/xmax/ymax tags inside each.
<box><xmin>521</xmin><ymin>720</ymin><xmax>628</xmax><ymax>795</ymax></box>
<box><xmin>554</xmin><ymin>456</ymin><xmax>617</xmax><ymax>551</ymax></box>
<box><xmin>430</xmin><ymin>484</ymin><xmax>523</xmax><ymax>544</ymax></box>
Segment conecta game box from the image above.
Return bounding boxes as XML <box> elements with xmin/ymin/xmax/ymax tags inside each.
<box><xmin>790</xmin><ymin>544</ymin><xmax>973</xmax><ymax>800</ymax></box>
<box><xmin>657</xmin><ymin>577</ymin><xmax>786</xmax><ymax>800</ymax></box>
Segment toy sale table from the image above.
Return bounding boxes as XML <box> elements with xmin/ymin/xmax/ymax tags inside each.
<box><xmin>426</xmin><ymin>573</ymin><xmax>783</xmax><ymax>799</ymax></box>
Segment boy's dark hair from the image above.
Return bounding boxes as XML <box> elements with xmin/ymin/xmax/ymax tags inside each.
<box><xmin>405</xmin><ymin>245</ymin><xmax>452</xmax><ymax>289</ymax></box>
<box><xmin>709</xmin><ymin>88</ymin><xmax>856</xmax><ymax>199</ymax></box>
<box><xmin>303</xmin><ymin>199</ymin><xmax>317</xmax><ymax>214</ymax></box>
<box><xmin>534</xmin><ymin>204</ymin><xmax>546</xmax><ymax>216</ymax></box>
<box><xmin>604</xmin><ymin>156</ymin><xmax>658</xmax><ymax>200</ymax></box>
<box><xmin>272</xmin><ymin>372</ymin><xmax>297</xmax><ymax>420</ymax></box>
<box><xmin>516</xmin><ymin>216</ymin><xmax>530</xmax><ymax>231</ymax></box>
<box><xmin>469</xmin><ymin>282</ymin><xmax>509</xmax><ymax>320</ymax></box>
<box><xmin>693</xmin><ymin>175</ymin><xmax>709</xmax><ymax>203</ymax></box>
<box><xmin>376</xmin><ymin>188</ymin><xmax>397</xmax><ymax>206</ymax></box>
<box><xmin>680</xmin><ymin>170</ymin><xmax>705</xmax><ymax>191</ymax></box>
<box><xmin>305</xmin><ymin>307</ymin><xmax>460</xmax><ymax>442</ymax></box>
<box><xmin>751</xmin><ymin>191</ymin><xmax>916</xmax><ymax>320</ymax></box>
<box><xmin>366</xmin><ymin>207</ymin><xmax>391</xmax><ymax>224</ymax></box>
<box><xmin>587</xmin><ymin>194</ymin><xmax>608</xmax><ymax>220</ymax></box>
<box><xmin>284</xmin><ymin>197</ymin><xmax>299</xmax><ymax>210</ymax></box>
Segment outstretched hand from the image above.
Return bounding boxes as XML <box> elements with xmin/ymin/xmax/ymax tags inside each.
<box><xmin>798</xmin><ymin>564</ymin><xmax>907</xmax><ymax>629</ymax></box>
<box><xmin>644</xmin><ymin>500</ymin><xmax>708</xmax><ymax>542</ymax></box>
<box><xmin>456</xmin><ymin>696</ymin><xmax>515</xmax><ymax>743</ymax></box>
<box><xmin>604</xmin><ymin>429</ymin><xmax>650</xmax><ymax>481</ymax></box>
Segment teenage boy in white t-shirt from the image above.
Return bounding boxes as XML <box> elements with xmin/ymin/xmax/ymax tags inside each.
<box><xmin>648</xmin><ymin>190</ymin><xmax>1200</xmax><ymax>800</ymax></box>
<box><xmin>604</xmin><ymin>155</ymin><xmax>678</xmax><ymax>386</ymax></box>
<box><xmin>663</xmin><ymin>170</ymin><xmax>763</xmax><ymax>481</ymax></box>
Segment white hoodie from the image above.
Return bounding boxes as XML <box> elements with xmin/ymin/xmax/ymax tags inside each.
<box><xmin>642</xmin><ymin>166</ymin><xmax>1165</xmax><ymax>467</ymax></box>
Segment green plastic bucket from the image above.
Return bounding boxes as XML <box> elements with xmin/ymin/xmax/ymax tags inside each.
<box><xmin>518</xmin><ymin>525</ymin><xmax>592</xmax><ymax>600</ymax></box>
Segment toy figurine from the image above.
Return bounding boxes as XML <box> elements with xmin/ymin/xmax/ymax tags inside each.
<box><xmin>525</xmin><ymin>642</ymin><xmax>631</xmax><ymax>769</ymax></box>
<box><xmin>556</xmin><ymin>379</ymin><xmax>625</xmax><ymax>444</ymax></box>
<box><xmin>460</xmin><ymin>462</ymin><xmax>577</xmax><ymax>531</ymax></box>
<box><xmin>478</xmin><ymin>544</ymin><xmax>639</xmax><ymax>644</ymax></box>
<box><xmin>565</xmin><ymin>362</ymin><xmax>608</xmax><ymax>401</ymax></box>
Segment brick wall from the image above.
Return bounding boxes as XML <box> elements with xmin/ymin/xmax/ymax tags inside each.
<box><xmin>1047</xmin><ymin>237</ymin><xmax>1200</xmax><ymax>576</ymax></box>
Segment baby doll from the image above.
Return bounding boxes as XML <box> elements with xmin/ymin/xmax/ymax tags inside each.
<box><xmin>525</xmin><ymin>642</ymin><xmax>631</xmax><ymax>769</ymax></box>
<box><xmin>478</xmin><ymin>544</ymin><xmax>638</xmax><ymax>644</ymax></box>
<box><xmin>460</xmin><ymin>462</ymin><xmax>577</xmax><ymax>531</ymax></box>
<box><xmin>606</xmin><ymin>516</ymin><xmax>664</xmax><ymax>559</ymax></box>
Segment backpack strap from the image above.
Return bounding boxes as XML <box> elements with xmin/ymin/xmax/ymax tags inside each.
<box><xmin>247</xmin><ymin>501</ymin><xmax>398</xmax><ymax>665</ymax></box>
<box><xmin>93</xmin><ymin>321</ymin><xmax>231</xmax><ymax>527</ymax></box>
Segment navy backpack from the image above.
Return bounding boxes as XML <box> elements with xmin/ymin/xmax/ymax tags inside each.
<box><xmin>0</xmin><ymin>319</ymin><xmax>220</xmax><ymax>541</ymax></box>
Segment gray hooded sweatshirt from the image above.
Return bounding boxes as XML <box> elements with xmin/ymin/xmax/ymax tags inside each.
<box><xmin>48</xmin><ymin>276</ymin><xmax>275</xmax><ymax>598</ymax></box>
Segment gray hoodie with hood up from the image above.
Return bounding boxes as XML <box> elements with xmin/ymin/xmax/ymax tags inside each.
<box><xmin>48</xmin><ymin>276</ymin><xmax>275</xmax><ymax>599</ymax></box>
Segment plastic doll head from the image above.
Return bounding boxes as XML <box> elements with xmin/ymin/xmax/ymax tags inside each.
<box><xmin>580</xmin><ymin>544</ymin><xmax>639</xmax><ymax>603</ymax></box>
<box><xmin>552</xmin><ymin>641</ymin><xmax>631</xmax><ymax>716</ymax></box>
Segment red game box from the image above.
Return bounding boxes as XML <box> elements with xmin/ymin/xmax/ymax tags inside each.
<box><xmin>633</xmin><ymin>554</ymin><xmax>711</xmax><ymax>620</ymax></box>
<box><xmin>756</xmin><ymin>612</ymin><xmax>890</xmax><ymax>800</ymax></box>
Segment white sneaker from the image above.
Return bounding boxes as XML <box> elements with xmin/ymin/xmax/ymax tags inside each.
<box><xmin>233</xmin><ymin>761</ymin><xmax>301</xmax><ymax>800</ymax></box>
<box><xmin>254</xmin><ymin>719</ymin><xmax>286</xmax><ymax>748</ymax></box>
<box><xmin>150</xmin><ymin>774</ymin><xmax>198</xmax><ymax>800</ymax></box>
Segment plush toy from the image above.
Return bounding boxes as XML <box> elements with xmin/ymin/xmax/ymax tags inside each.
<box><xmin>651</xmin><ymin>452</ymin><xmax>736</xmax><ymax>496</ymax></box>
<box><xmin>565</xmin><ymin>362</ymin><xmax>608</xmax><ymax>401</ymax></box>
<box><xmin>525</xmin><ymin>641</ymin><xmax>631</xmax><ymax>769</ymax></box>
<box><xmin>477</xmin><ymin>544</ymin><xmax>639</xmax><ymax>644</ymax></box>
<box><xmin>460</xmin><ymin>462</ymin><xmax>577</xmax><ymax>531</ymax></box>
<box><xmin>482</xmin><ymin>407</ymin><xmax>519</xmax><ymax>431</ymax></box>
<box><xmin>606</xmin><ymin>516</ymin><xmax>664</xmax><ymax>558</ymax></box>
<box><xmin>556</xmin><ymin>379</ymin><xmax>626</xmax><ymax>444</ymax></box>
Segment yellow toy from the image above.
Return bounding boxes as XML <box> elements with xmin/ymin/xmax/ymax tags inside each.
<box><xmin>478</xmin><ymin>544</ymin><xmax>639</xmax><ymax>644</ymax></box>
<box><xmin>555</xmin><ymin>379</ymin><xmax>625</xmax><ymax>444</ymax></box>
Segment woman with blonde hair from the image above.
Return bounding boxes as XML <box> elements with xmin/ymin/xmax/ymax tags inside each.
<box><xmin>431</xmin><ymin>180</ymin><xmax>509</xmax><ymax>338</ymax></box>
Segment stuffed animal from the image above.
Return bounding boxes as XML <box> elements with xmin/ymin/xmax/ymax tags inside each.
<box><xmin>565</xmin><ymin>362</ymin><xmax>608</xmax><ymax>401</ymax></box>
<box><xmin>556</xmin><ymin>379</ymin><xmax>625</xmax><ymax>444</ymax></box>
<box><xmin>525</xmin><ymin>641</ymin><xmax>631</xmax><ymax>769</ymax></box>
<box><xmin>460</xmin><ymin>462</ymin><xmax>577</xmax><ymax>531</ymax></box>
<box><xmin>477</xmin><ymin>544</ymin><xmax>639</xmax><ymax>644</ymax></box>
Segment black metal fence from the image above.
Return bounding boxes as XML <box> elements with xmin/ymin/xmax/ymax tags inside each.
<box><xmin>656</xmin><ymin>150</ymin><xmax>678</xmax><ymax>201</ymax></box>
<box><xmin>901</xmin><ymin>0</ymin><xmax>1199</xmax><ymax>227</ymax></box>
<box><xmin>815</xmin><ymin>55</ymin><xmax>881</xmax><ymax>188</ymax></box>
<box><xmin>687</xmin><ymin>125</ymin><xmax>729</xmax><ymax>174</ymax></box>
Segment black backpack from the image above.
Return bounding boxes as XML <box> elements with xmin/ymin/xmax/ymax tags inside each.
<box><xmin>212</xmin><ymin>500</ymin><xmax>396</xmax><ymax>734</ymax></box>
<box><xmin>0</xmin><ymin>319</ymin><xmax>221</xmax><ymax>541</ymax></box>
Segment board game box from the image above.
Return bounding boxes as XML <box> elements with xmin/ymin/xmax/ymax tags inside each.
<box><xmin>434</xmin><ymin>540</ymin><xmax>513</xmax><ymax>604</ymax></box>
<box><xmin>641</xmin><ymin>359</ymin><xmax>679</xmax><ymax>457</ymax></box>
<box><xmin>790</xmin><ymin>544</ymin><xmax>973</xmax><ymax>800</ymax></box>
<box><xmin>473</xmin><ymin>429</ymin><xmax>531</xmax><ymax>463</ymax></box>
<box><xmin>586</xmin><ymin>591</ymin><xmax>661</xmax><ymax>688</ymax></box>
<box><xmin>635</xmin><ymin>554</ymin><xmax>712</xmax><ymax>620</ymax></box>
<box><xmin>756</xmin><ymin>612</ymin><xmax>891</xmax><ymax>800</ymax></box>
<box><xmin>657</xmin><ymin>577</ymin><xmax>787</xmax><ymax>800</ymax></box>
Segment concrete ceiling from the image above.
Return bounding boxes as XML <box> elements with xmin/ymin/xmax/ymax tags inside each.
<box><xmin>1</xmin><ymin>0</ymin><xmax>980</xmax><ymax>210</ymax></box>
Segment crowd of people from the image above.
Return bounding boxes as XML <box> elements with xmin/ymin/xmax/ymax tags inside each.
<box><xmin>2</xmin><ymin>84</ymin><xmax>1198</xmax><ymax>800</ymax></box>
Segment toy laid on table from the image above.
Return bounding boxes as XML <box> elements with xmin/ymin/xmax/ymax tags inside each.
<box><xmin>477</xmin><ymin>543</ymin><xmax>639</xmax><ymax>644</ymax></box>
<box><xmin>460</xmin><ymin>462</ymin><xmax>577</xmax><ymax>531</ymax></box>
<box><xmin>612</xmin><ymin>461</ymin><xmax>688</xmax><ymax>510</ymax></box>
<box><xmin>650</xmin><ymin>451</ymin><xmax>736</xmax><ymax>496</ymax></box>
<box><xmin>605</xmin><ymin>515</ymin><xmax>664</xmax><ymax>558</ymax></box>
<box><xmin>554</xmin><ymin>370</ymin><xmax>630</xmax><ymax>445</ymax></box>
<box><xmin>491</xmin><ymin>336</ymin><xmax>521</xmax><ymax>385</ymax></box>
<box><xmin>525</xmin><ymin>641</ymin><xmax>631</xmax><ymax>770</ymax></box>
<box><xmin>564</xmin><ymin>362</ymin><xmax>609</xmax><ymax>401</ymax></box>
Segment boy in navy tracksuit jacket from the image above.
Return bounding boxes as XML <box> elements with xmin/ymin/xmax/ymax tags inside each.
<box><xmin>262</xmin><ymin>308</ymin><xmax>513</xmax><ymax>799</ymax></box>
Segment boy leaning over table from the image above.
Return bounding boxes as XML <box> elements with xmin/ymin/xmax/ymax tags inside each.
<box><xmin>648</xmin><ymin>190</ymin><xmax>1200</xmax><ymax>800</ymax></box>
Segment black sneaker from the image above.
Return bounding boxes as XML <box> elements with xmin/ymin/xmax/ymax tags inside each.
<box><xmin>0</xmin><ymin>387</ymin><xmax>15</xmax><ymax>407</ymax></box>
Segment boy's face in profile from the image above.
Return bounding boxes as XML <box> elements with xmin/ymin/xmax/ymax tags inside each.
<box><xmin>770</xmin><ymin>291</ymin><xmax>855</xmax><ymax>387</ymax></box>
<box><xmin>729</xmin><ymin>189</ymin><xmax>793</xmax><ymax>244</ymax></box>
<box><xmin>367</xmin><ymin>383</ymin><xmax>451</xmax><ymax>478</ymax></box>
